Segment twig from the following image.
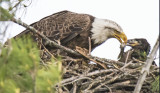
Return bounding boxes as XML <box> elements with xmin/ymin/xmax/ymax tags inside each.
<box><xmin>109</xmin><ymin>84</ymin><xmax>150</xmax><ymax>90</ymax></box>
<box><xmin>133</xmin><ymin>36</ymin><xmax>159</xmax><ymax>93</ymax></box>
<box><xmin>76</xmin><ymin>46</ymin><xmax>107</xmax><ymax>69</ymax></box>
<box><xmin>81</xmin><ymin>72</ymin><xmax>114</xmax><ymax>91</ymax></box>
<box><xmin>84</xmin><ymin>56</ymin><xmax>107</xmax><ymax>69</ymax></box>
<box><xmin>72</xmin><ymin>82</ymin><xmax>77</xmax><ymax>93</ymax></box>
<box><xmin>40</xmin><ymin>42</ymin><xmax>56</xmax><ymax>59</ymax></box>
<box><xmin>60</xmin><ymin>69</ymin><xmax>117</xmax><ymax>84</ymax></box>
<box><xmin>88</xmin><ymin>37</ymin><xmax>91</xmax><ymax>55</ymax></box>
<box><xmin>103</xmin><ymin>85</ymin><xmax>112</xmax><ymax>93</ymax></box>
<box><xmin>84</xmin><ymin>78</ymin><xmax>99</xmax><ymax>91</ymax></box>
<box><xmin>40</xmin><ymin>58</ymin><xmax>49</xmax><ymax>69</ymax></box>
<box><xmin>92</xmin><ymin>74</ymin><xmax>122</xmax><ymax>92</ymax></box>
<box><xmin>62</xmin><ymin>77</ymin><xmax>92</xmax><ymax>86</ymax></box>
<box><xmin>125</xmin><ymin>50</ymin><xmax>131</xmax><ymax>64</ymax></box>
<box><xmin>133</xmin><ymin>57</ymin><xmax>145</xmax><ymax>64</ymax></box>
<box><xmin>12</xmin><ymin>1</ymin><xmax>22</xmax><ymax>9</ymax></box>
<box><xmin>120</xmin><ymin>60</ymin><xmax>133</xmax><ymax>70</ymax></box>
<box><xmin>62</xmin><ymin>86</ymin><xmax>70</xmax><ymax>93</ymax></box>
<box><xmin>112</xmin><ymin>63</ymin><xmax>123</xmax><ymax>72</ymax></box>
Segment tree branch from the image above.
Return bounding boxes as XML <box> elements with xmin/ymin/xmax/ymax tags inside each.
<box><xmin>133</xmin><ymin>36</ymin><xmax>159</xmax><ymax>93</ymax></box>
<box><xmin>11</xmin><ymin>17</ymin><xmax>125</xmax><ymax>67</ymax></box>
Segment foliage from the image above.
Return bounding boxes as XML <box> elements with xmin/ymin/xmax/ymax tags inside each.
<box><xmin>151</xmin><ymin>76</ymin><xmax>159</xmax><ymax>92</ymax></box>
<box><xmin>0</xmin><ymin>36</ymin><xmax>61</xmax><ymax>93</ymax></box>
<box><xmin>131</xmin><ymin>50</ymin><xmax>147</xmax><ymax>61</ymax></box>
<box><xmin>0</xmin><ymin>6</ymin><xmax>14</xmax><ymax>21</ymax></box>
<box><xmin>0</xmin><ymin>0</ymin><xmax>30</xmax><ymax>21</ymax></box>
<box><xmin>0</xmin><ymin>0</ymin><xmax>13</xmax><ymax>21</ymax></box>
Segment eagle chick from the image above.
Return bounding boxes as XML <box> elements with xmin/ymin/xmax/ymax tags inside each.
<box><xmin>119</xmin><ymin>38</ymin><xmax>150</xmax><ymax>62</ymax></box>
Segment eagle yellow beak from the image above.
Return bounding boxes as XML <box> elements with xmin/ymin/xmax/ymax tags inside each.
<box><xmin>114</xmin><ymin>32</ymin><xmax>127</xmax><ymax>44</ymax></box>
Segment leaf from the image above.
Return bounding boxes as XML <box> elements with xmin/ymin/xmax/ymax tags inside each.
<box><xmin>0</xmin><ymin>6</ymin><xmax>14</xmax><ymax>21</ymax></box>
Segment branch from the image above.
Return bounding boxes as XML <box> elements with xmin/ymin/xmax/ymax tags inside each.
<box><xmin>60</xmin><ymin>69</ymin><xmax>116</xmax><ymax>85</ymax></box>
<box><xmin>133</xmin><ymin>36</ymin><xmax>159</xmax><ymax>93</ymax></box>
<box><xmin>11</xmin><ymin>17</ymin><xmax>124</xmax><ymax>67</ymax></box>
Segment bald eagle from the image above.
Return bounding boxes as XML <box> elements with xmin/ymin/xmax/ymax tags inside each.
<box><xmin>119</xmin><ymin>38</ymin><xmax>151</xmax><ymax>62</ymax></box>
<box><xmin>15</xmin><ymin>10</ymin><xmax>127</xmax><ymax>56</ymax></box>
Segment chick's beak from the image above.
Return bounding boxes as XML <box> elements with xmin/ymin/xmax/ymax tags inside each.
<box><xmin>114</xmin><ymin>32</ymin><xmax>127</xmax><ymax>44</ymax></box>
<box><xmin>127</xmin><ymin>40</ymin><xmax>139</xmax><ymax>46</ymax></box>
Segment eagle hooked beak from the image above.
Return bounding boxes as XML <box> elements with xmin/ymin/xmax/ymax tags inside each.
<box><xmin>114</xmin><ymin>32</ymin><xmax>127</xmax><ymax>44</ymax></box>
<box><xmin>127</xmin><ymin>40</ymin><xmax>140</xmax><ymax>46</ymax></box>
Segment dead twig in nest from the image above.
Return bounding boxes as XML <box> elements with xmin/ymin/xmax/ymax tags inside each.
<box><xmin>125</xmin><ymin>50</ymin><xmax>131</xmax><ymax>64</ymax></box>
<box><xmin>76</xmin><ymin>46</ymin><xmax>107</xmax><ymax>69</ymax></box>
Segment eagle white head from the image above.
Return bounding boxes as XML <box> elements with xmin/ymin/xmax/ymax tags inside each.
<box><xmin>91</xmin><ymin>18</ymin><xmax>127</xmax><ymax>44</ymax></box>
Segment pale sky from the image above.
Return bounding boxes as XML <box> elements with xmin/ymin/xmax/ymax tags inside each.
<box><xmin>0</xmin><ymin>0</ymin><xmax>159</xmax><ymax>66</ymax></box>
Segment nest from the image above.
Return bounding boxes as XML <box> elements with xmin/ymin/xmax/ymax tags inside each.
<box><xmin>40</xmin><ymin>46</ymin><xmax>159</xmax><ymax>93</ymax></box>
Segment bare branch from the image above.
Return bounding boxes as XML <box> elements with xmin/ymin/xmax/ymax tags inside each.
<box><xmin>133</xmin><ymin>36</ymin><xmax>159</xmax><ymax>93</ymax></box>
<box><xmin>60</xmin><ymin>69</ymin><xmax>116</xmax><ymax>85</ymax></box>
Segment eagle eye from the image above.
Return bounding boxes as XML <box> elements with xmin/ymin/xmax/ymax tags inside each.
<box><xmin>114</xmin><ymin>30</ymin><xmax>121</xmax><ymax>34</ymax></box>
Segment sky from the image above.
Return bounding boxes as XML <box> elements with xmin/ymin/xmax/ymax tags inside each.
<box><xmin>0</xmin><ymin>0</ymin><xmax>159</xmax><ymax>66</ymax></box>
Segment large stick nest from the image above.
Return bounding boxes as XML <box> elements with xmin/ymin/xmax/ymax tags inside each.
<box><xmin>40</xmin><ymin>45</ymin><xmax>159</xmax><ymax>93</ymax></box>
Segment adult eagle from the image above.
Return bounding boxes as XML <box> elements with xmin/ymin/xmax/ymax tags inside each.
<box><xmin>119</xmin><ymin>38</ymin><xmax>151</xmax><ymax>62</ymax></box>
<box><xmin>15</xmin><ymin>10</ymin><xmax>127</xmax><ymax>55</ymax></box>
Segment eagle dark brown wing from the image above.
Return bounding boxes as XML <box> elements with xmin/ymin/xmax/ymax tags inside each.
<box><xmin>15</xmin><ymin>10</ymin><xmax>94</xmax><ymax>49</ymax></box>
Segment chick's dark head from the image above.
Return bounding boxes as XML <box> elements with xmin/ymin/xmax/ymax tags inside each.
<box><xmin>127</xmin><ymin>38</ymin><xmax>150</xmax><ymax>55</ymax></box>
